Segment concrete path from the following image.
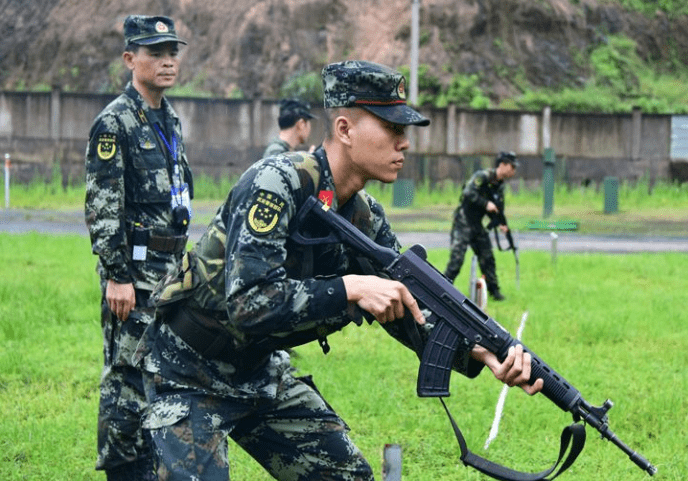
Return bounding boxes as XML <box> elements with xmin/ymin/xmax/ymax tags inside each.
<box><xmin>4</xmin><ymin>208</ymin><xmax>688</xmax><ymax>253</ymax></box>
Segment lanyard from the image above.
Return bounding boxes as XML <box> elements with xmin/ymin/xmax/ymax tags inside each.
<box><xmin>153</xmin><ymin>123</ymin><xmax>178</xmax><ymax>166</ymax></box>
<box><xmin>153</xmin><ymin>123</ymin><xmax>184</xmax><ymax>203</ymax></box>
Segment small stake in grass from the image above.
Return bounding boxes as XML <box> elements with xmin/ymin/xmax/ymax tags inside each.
<box><xmin>468</xmin><ymin>255</ymin><xmax>478</xmax><ymax>302</ymax></box>
<box><xmin>550</xmin><ymin>232</ymin><xmax>558</xmax><ymax>266</ymax></box>
<box><xmin>468</xmin><ymin>256</ymin><xmax>488</xmax><ymax>310</ymax></box>
<box><xmin>382</xmin><ymin>443</ymin><xmax>402</xmax><ymax>481</ymax></box>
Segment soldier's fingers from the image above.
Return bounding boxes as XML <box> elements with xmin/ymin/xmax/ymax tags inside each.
<box><xmin>495</xmin><ymin>345</ymin><xmax>516</xmax><ymax>380</ymax></box>
<box><xmin>521</xmin><ymin>378</ymin><xmax>544</xmax><ymax>396</ymax></box>
<box><xmin>400</xmin><ymin>289</ymin><xmax>425</xmax><ymax>325</ymax></box>
<box><xmin>504</xmin><ymin>345</ymin><xmax>527</xmax><ymax>386</ymax></box>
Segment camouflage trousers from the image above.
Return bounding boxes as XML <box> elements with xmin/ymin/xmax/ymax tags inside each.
<box><xmin>97</xmin><ymin>287</ymin><xmax>157</xmax><ymax>477</ymax></box>
<box><xmin>142</xmin><ymin>370</ymin><xmax>373</xmax><ymax>481</ymax></box>
<box><xmin>444</xmin><ymin>208</ymin><xmax>499</xmax><ymax>291</ymax></box>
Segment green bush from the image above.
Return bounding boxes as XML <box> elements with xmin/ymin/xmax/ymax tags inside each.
<box><xmin>599</xmin><ymin>0</ymin><xmax>688</xmax><ymax>17</ymax></box>
<box><xmin>279</xmin><ymin>71</ymin><xmax>323</xmax><ymax>105</ymax></box>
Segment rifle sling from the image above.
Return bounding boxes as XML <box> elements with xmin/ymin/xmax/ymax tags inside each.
<box><xmin>439</xmin><ymin>398</ymin><xmax>586</xmax><ymax>481</ymax></box>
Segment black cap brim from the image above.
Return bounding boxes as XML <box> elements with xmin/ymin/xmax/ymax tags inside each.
<box><xmin>134</xmin><ymin>35</ymin><xmax>187</xmax><ymax>46</ymax></box>
<box><xmin>361</xmin><ymin>104</ymin><xmax>430</xmax><ymax>126</ymax></box>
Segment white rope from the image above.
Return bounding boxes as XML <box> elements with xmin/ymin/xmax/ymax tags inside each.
<box><xmin>484</xmin><ymin>310</ymin><xmax>529</xmax><ymax>450</ymax></box>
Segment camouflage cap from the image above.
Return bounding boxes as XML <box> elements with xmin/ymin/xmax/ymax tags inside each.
<box><xmin>124</xmin><ymin>15</ymin><xmax>187</xmax><ymax>47</ymax></box>
<box><xmin>279</xmin><ymin>98</ymin><xmax>316</xmax><ymax>120</ymax></box>
<box><xmin>322</xmin><ymin>60</ymin><xmax>429</xmax><ymax>126</ymax></box>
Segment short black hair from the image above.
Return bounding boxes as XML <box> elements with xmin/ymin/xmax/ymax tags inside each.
<box><xmin>278</xmin><ymin>98</ymin><xmax>314</xmax><ymax>129</ymax></box>
<box><xmin>495</xmin><ymin>151</ymin><xmax>518</xmax><ymax>168</ymax></box>
<box><xmin>278</xmin><ymin>113</ymin><xmax>302</xmax><ymax>130</ymax></box>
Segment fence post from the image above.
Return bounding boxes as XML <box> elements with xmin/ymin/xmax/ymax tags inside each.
<box><xmin>604</xmin><ymin>176</ymin><xmax>619</xmax><ymax>214</ymax></box>
<box><xmin>4</xmin><ymin>153</ymin><xmax>10</xmax><ymax>209</ymax></box>
<box><xmin>543</xmin><ymin>148</ymin><xmax>555</xmax><ymax>218</ymax></box>
<box><xmin>392</xmin><ymin>179</ymin><xmax>414</xmax><ymax>207</ymax></box>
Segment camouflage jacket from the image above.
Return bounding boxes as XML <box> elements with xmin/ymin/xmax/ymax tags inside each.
<box><xmin>140</xmin><ymin>147</ymin><xmax>482</xmax><ymax>400</ymax></box>
<box><xmin>262</xmin><ymin>137</ymin><xmax>291</xmax><ymax>158</ymax></box>
<box><xmin>85</xmin><ymin>82</ymin><xmax>193</xmax><ymax>290</ymax></box>
<box><xmin>459</xmin><ymin>168</ymin><xmax>505</xmax><ymax>226</ymax></box>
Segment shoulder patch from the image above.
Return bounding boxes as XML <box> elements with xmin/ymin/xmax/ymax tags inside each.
<box><xmin>96</xmin><ymin>133</ymin><xmax>117</xmax><ymax>161</ymax></box>
<box><xmin>247</xmin><ymin>190</ymin><xmax>287</xmax><ymax>236</ymax></box>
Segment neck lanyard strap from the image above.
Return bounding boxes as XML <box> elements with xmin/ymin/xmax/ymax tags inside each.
<box><xmin>153</xmin><ymin>124</ymin><xmax>178</xmax><ymax>166</ymax></box>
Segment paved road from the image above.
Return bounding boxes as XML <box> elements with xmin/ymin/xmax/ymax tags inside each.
<box><xmin>4</xmin><ymin>208</ymin><xmax>688</xmax><ymax>253</ymax></box>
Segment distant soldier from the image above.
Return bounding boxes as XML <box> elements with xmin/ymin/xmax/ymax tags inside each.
<box><xmin>444</xmin><ymin>152</ymin><xmax>519</xmax><ymax>301</ymax></box>
<box><xmin>84</xmin><ymin>15</ymin><xmax>192</xmax><ymax>481</ymax></box>
<box><xmin>262</xmin><ymin>98</ymin><xmax>316</xmax><ymax>157</ymax></box>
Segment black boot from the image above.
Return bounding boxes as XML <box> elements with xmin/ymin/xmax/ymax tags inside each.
<box><xmin>488</xmin><ymin>286</ymin><xmax>506</xmax><ymax>301</ymax></box>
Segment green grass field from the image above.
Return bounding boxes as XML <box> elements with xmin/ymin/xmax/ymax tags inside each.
<box><xmin>1</xmin><ymin>233</ymin><xmax>685</xmax><ymax>480</ymax></box>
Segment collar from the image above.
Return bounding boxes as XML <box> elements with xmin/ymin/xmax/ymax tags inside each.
<box><xmin>487</xmin><ymin>168</ymin><xmax>501</xmax><ymax>185</ymax></box>
<box><xmin>123</xmin><ymin>82</ymin><xmax>178</xmax><ymax>124</ymax></box>
<box><xmin>312</xmin><ymin>146</ymin><xmax>338</xmax><ymax>208</ymax></box>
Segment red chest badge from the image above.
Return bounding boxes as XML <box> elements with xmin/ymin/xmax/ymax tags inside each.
<box><xmin>318</xmin><ymin>190</ymin><xmax>334</xmax><ymax>209</ymax></box>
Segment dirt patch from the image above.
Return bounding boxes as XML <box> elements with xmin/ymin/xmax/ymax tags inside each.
<box><xmin>1</xmin><ymin>0</ymin><xmax>686</xmax><ymax>104</ymax></box>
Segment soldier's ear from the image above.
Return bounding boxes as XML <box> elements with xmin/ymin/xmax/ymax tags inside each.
<box><xmin>122</xmin><ymin>51</ymin><xmax>136</xmax><ymax>71</ymax></box>
<box><xmin>333</xmin><ymin>116</ymin><xmax>353</xmax><ymax>146</ymax></box>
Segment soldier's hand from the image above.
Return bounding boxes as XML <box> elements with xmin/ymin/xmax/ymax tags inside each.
<box><xmin>470</xmin><ymin>344</ymin><xmax>543</xmax><ymax>396</ymax></box>
<box><xmin>499</xmin><ymin>224</ymin><xmax>509</xmax><ymax>234</ymax></box>
<box><xmin>106</xmin><ymin>280</ymin><xmax>136</xmax><ymax>321</ymax></box>
<box><xmin>342</xmin><ymin>275</ymin><xmax>425</xmax><ymax>325</ymax></box>
<box><xmin>486</xmin><ymin>201</ymin><xmax>499</xmax><ymax>213</ymax></box>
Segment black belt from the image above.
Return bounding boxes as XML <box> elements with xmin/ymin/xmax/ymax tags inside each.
<box><xmin>167</xmin><ymin>306</ymin><xmax>237</xmax><ymax>363</ymax></box>
<box><xmin>148</xmin><ymin>233</ymin><xmax>188</xmax><ymax>254</ymax></box>
<box><xmin>127</xmin><ymin>227</ymin><xmax>188</xmax><ymax>254</ymax></box>
<box><xmin>166</xmin><ymin>306</ymin><xmax>270</xmax><ymax>370</ymax></box>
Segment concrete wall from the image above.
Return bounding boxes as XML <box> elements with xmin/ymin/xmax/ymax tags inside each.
<box><xmin>0</xmin><ymin>88</ymin><xmax>678</xmax><ymax>186</ymax></box>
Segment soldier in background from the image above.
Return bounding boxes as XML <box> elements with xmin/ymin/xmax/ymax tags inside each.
<box><xmin>135</xmin><ymin>61</ymin><xmax>540</xmax><ymax>481</ymax></box>
<box><xmin>84</xmin><ymin>15</ymin><xmax>192</xmax><ymax>481</ymax></box>
<box><xmin>262</xmin><ymin>98</ymin><xmax>316</xmax><ymax>157</ymax></box>
<box><xmin>444</xmin><ymin>151</ymin><xmax>519</xmax><ymax>301</ymax></box>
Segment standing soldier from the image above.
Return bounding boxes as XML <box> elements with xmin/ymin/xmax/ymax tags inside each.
<box><xmin>444</xmin><ymin>152</ymin><xmax>519</xmax><ymax>300</ymax></box>
<box><xmin>262</xmin><ymin>98</ymin><xmax>316</xmax><ymax>157</ymax></box>
<box><xmin>84</xmin><ymin>15</ymin><xmax>192</xmax><ymax>481</ymax></box>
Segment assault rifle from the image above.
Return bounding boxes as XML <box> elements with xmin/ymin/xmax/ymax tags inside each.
<box><xmin>292</xmin><ymin>195</ymin><xmax>656</xmax><ymax>480</ymax></box>
<box><xmin>486</xmin><ymin>194</ymin><xmax>520</xmax><ymax>287</ymax></box>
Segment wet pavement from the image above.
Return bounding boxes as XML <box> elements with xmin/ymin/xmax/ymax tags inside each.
<box><xmin>4</xmin><ymin>208</ymin><xmax>688</xmax><ymax>253</ymax></box>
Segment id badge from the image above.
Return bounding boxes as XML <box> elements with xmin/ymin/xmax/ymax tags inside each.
<box><xmin>132</xmin><ymin>226</ymin><xmax>149</xmax><ymax>261</ymax></box>
<box><xmin>171</xmin><ymin>183</ymin><xmax>193</xmax><ymax>218</ymax></box>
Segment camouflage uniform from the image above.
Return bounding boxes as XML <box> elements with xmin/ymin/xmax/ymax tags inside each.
<box><xmin>135</xmin><ymin>61</ymin><xmax>481</xmax><ymax>481</ymax></box>
<box><xmin>84</xmin><ymin>15</ymin><xmax>192</xmax><ymax>478</ymax></box>
<box><xmin>444</xmin><ymin>168</ymin><xmax>504</xmax><ymax>294</ymax></box>
<box><xmin>262</xmin><ymin>99</ymin><xmax>316</xmax><ymax>158</ymax></box>
<box><xmin>262</xmin><ymin>137</ymin><xmax>292</xmax><ymax>157</ymax></box>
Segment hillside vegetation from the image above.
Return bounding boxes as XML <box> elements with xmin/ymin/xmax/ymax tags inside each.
<box><xmin>1</xmin><ymin>0</ymin><xmax>687</xmax><ymax>113</ymax></box>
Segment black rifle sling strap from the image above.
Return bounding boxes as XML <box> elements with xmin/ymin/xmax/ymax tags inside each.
<box><xmin>439</xmin><ymin>397</ymin><xmax>586</xmax><ymax>481</ymax></box>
